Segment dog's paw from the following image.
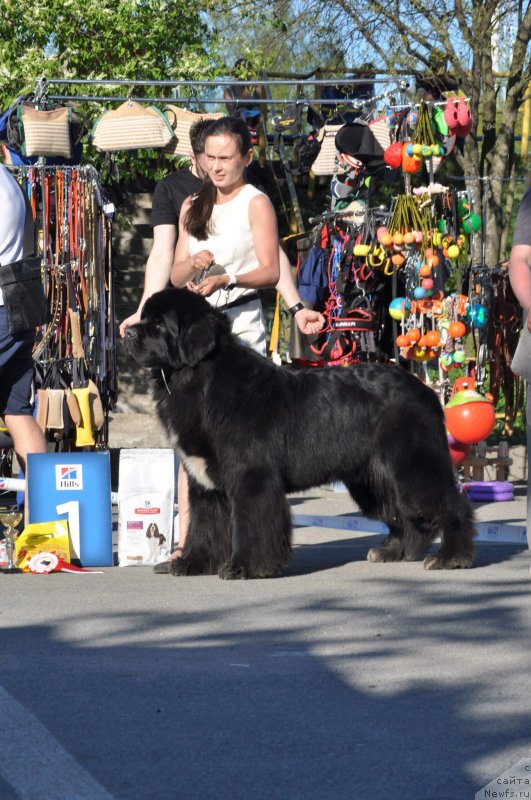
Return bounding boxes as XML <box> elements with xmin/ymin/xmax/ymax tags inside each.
<box><xmin>367</xmin><ymin>546</ymin><xmax>404</xmax><ymax>563</ymax></box>
<box><xmin>218</xmin><ymin>561</ymin><xmax>249</xmax><ymax>580</ymax></box>
<box><xmin>169</xmin><ymin>557</ymin><xmax>202</xmax><ymax>576</ymax></box>
<box><xmin>423</xmin><ymin>553</ymin><xmax>474</xmax><ymax>570</ymax></box>
<box><xmin>219</xmin><ymin>561</ymin><xmax>284</xmax><ymax>579</ymax></box>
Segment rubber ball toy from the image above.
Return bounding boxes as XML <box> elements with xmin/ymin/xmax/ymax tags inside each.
<box><xmin>467</xmin><ymin>303</ymin><xmax>487</xmax><ymax>329</ymax></box>
<box><xmin>447</xmin><ymin>433</ymin><xmax>471</xmax><ymax>466</ymax></box>
<box><xmin>389</xmin><ymin>297</ymin><xmax>411</xmax><ymax>320</ymax></box>
<box><xmin>462</xmin><ymin>213</ymin><xmax>482</xmax><ymax>234</ymax></box>
<box><xmin>445</xmin><ymin>390</ymin><xmax>496</xmax><ymax>445</ymax></box>
<box><xmin>384</xmin><ymin>142</ymin><xmax>403</xmax><ymax>169</ymax></box>
<box><xmin>446</xmin><ymin>244</ymin><xmax>460</xmax><ymax>259</ymax></box>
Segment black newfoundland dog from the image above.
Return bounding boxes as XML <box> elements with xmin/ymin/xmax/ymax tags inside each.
<box><xmin>124</xmin><ymin>288</ymin><xmax>475</xmax><ymax>579</ymax></box>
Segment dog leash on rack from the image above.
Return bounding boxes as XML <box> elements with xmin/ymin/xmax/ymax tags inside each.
<box><xmin>13</xmin><ymin>165</ymin><xmax>116</xmax><ymax>441</ymax></box>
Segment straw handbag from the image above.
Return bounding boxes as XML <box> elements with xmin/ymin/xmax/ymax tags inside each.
<box><xmin>310</xmin><ymin>123</ymin><xmax>344</xmax><ymax>176</ymax></box>
<box><xmin>368</xmin><ymin>116</ymin><xmax>391</xmax><ymax>152</ymax></box>
<box><xmin>15</xmin><ymin>103</ymin><xmax>73</xmax><ymax>158</ymax></box>
<box><xmin>90</xmin><ymin>100</ymin><xmax>175</xmax><ymax>152</ymax></box>
<box><xmin>162</xmin><ymin>106</ymin><xmax>222</xmax><ymax>157</ymax></box>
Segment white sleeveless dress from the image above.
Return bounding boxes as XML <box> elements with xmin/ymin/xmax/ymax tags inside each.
<box><xmin>188</xmin><ymin>183</ymin><xmax>267</xmax><ymax>356</ymax></box>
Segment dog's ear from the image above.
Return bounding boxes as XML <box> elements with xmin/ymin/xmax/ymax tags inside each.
<box><xmin>170</xmin><ymin>308</ymin><xmax>229</xmax><ymax>368</ymax></box>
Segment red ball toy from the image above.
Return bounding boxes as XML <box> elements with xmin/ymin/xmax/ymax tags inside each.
<box><xmin>447</xmin><ymin>433</ymin><xmax>471</xmax><ymax>466</ymax></box>
<box><xmin>445</xmin><ymin>390</ymin><xmax>496</xmax><ymax>445</ymax></box>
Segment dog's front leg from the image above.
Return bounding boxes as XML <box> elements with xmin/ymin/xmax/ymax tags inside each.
<box><xmin>219</xmin><ymin>470</ymin><xmax>292</xmax><ymax>580</ymax></box>
<box><xmin>170</xmin><ymin>483</ymin><xmax>231</xmax><ymax>576</ymax></box>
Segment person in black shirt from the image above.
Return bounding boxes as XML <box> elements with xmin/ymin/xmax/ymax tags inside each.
<box><xmin>149</xmin><ymin>168</ymin><xmax>203</xmax><ymax>229</ymax></box>
<box><xmin>119</xmin><ymin>120</ymin><xmax>209</xmax><ymax>335</ymax></box>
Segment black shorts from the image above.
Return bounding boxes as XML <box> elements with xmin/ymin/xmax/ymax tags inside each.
<box><xmin>0</xmin><ymin>307</ymin><xmax>35</xmax><ymax>416</ymax></box>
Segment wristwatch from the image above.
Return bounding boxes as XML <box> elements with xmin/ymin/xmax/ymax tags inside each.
<box><xmin>288</xmin><ymin>302</ymin><xmax>305</xmax><ymax>317</ymax></box>
<box><xmin>224</xmin><ymin>270</ymin><xmax>238</xmax><ymax>291</ymax></box>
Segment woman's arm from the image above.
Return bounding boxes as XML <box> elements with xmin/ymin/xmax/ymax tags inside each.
<box><xmin>170</xmin><ymin>197</ymin><xmax>214</xmax><ymax>287</ymax></box>
<box><xmin>119</xmin><ymin>224</ymin><xmax>177</xmax><ymax>335</ymax></box>
<box><xmin>276</xmin><ymin>249</ymin><xmax>326</xmax><ymax>335</ymax></box>
<box><xmin>509</xmin><ymin>243</ymin><xmax>531</xmax><ymax>331</ymax></box>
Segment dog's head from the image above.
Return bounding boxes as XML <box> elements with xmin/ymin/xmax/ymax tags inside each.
<box><xmin>124</xmin><ymin>288</ymin><xmax>231</xmax><ymax>369</ymax></box>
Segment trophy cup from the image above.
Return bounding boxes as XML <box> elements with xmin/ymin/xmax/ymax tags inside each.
<box><xmin>0</xmin><ymin>511</ymin><xmax>23</xmax><ymax>573</ymax></box>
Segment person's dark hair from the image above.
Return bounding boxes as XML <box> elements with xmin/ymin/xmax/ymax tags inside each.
<box><xmin>233</xmin><ymin>59</ymin><xmax>253</xmax><ymax>78</ymax></box>
<box><xmin>189</xmin><ymin>118</ymin><xmax>212</xmax><ymax>156</ymax></box>
<box><xmin>184</xmin><ymin>117</ymin><xmax>252</xmax><ymax>240</ymax></box>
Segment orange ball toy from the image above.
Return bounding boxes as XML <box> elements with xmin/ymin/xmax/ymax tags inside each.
<box><xmin>424</xmin><ymin>330</ymin><xmax>440</xmax><ymax>348</ymax></box>
<box><xmin>447</xmin><ymin>434</ymin><xmax>471</xmax><ymax>466</ymax></box>
<box><xmin>445</xmin><ymin>391</ymin><xmax>496</xmax><ymax>445</ymax></box>
<box><xmin>448</xmin><ymin>321</ymin><xmax>467</xmax><ymax>338</ymax></box>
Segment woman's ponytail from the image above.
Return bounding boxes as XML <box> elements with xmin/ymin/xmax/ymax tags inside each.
<box><xmin>183</xmin><ymin>178</ymin><xmax>217</xmax><ymax>240</ymax></box>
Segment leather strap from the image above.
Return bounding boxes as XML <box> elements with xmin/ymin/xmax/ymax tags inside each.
<box><xmin>223</xmin><ymin>292</ymin><xmax>260</xmax><ymax>312</ymax></box>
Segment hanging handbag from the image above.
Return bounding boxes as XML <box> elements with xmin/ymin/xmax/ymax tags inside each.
<box><xmin>16</xmin><ymin>103</ymin><xmax>72</xmax><ymax>158</ymax></box>
<box><xmin>90</xmin><ymin>100</ymin><xmax>176</xmax><ymax>152</ymax></box>
<box><xmin>310</xmin><ymin>123</ymin><xmax>344</xmax><ymax>176</ymax></box>
<box><xmin>4</xmin><ymin>97</ymin><xmax>87</xmax><ymax>160</ymax></box>
<box><xmin>0</xmin><ymin>256</ymin><xmax>49</xmax><ymax>336</ymax></box>
<box><xmin>162</xmin><ymin>106</ymin><xmax>222</xmax><ymax>157</ymax></box>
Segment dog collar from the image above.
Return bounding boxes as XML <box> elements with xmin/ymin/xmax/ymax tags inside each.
<box><xmin>161</xmin><ymin>368</ymin><xmax>172</xmax><ymax>395</ymax></box>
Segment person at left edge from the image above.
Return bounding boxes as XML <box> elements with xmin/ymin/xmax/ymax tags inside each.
<box><xmin>0</xmin><ymin>165</ymin><xmax>47</xmax><ymax>471</ymax></box>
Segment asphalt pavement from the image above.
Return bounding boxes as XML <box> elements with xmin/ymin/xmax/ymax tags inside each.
<box><xmin>0</xmin><ymin>481</ymin><xmax>530</xmax><ymax>800</ymax></box>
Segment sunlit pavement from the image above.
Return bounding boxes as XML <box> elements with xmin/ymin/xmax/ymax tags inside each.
<box><xmin>0</xmin><ymin>483</ymin><xmax>529</xmax><ymax>800</ymax></box>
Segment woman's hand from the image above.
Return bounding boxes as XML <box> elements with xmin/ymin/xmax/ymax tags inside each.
<box><xmin>190</xmin><ymin>249</ymin><xmax>215</xmax><ymax>278</ymax></box>
<box><xmin>294</xmin><ymin>308</ymin><xmax>326</xmax><ymax>335</ymax></box>
<box><xmin>119</xmin><ymin>310</ymin><xmax>141</xmax><ymax>338</ymax></box>
<box><xmin>187</xmin><ymin>273</ymin><xmax>228</xmax><ymax>297</ymax></box>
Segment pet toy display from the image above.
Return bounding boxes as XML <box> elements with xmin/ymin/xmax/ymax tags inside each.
<box><xmin>294</xmin><ymin>86</ymin><xmax>520</xmax><ymax>453</ymax></box>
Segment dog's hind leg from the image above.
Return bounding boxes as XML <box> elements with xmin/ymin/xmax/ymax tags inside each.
<box><xmin>423</xmin><ymin>493</ymin><xmax>476</xmax><ymax>570</ymax></box>
<box><xmin>219</xmin><ymin>469</ymin><xmax>292</xmax><ymax>580</ymax></box>
<box><xmin>342</xmin><ymin>479</ymin><xmax>412</xmax><ymax>564</ymax></box>
<box><xmin>367</xmin><ymin>524</ymin><xmax>406</xmax><ymax>562</ymax></box>
<box><xmin>170</xmin><ymin>484</ymin><xmax>231</xmax><ymax>576</ymax></box>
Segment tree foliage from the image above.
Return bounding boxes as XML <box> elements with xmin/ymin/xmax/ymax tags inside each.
<box><xmin>213</xmin><ymin>0</ymin><xmax>531</xmax><ymax>263</ymax></box>
<box><xmin>0</xmin><ymin>0</ymin><xmax>217</xmax><ymax>107</ymax></box>
<box><xmin>1</xmin><ymin>0</ymin><xmax>529</xmax><ymax>260</ymax></box>
<box><xmin>0</xmin><ymin>0</ymin><xmax>225</xmax><ymax>187</ymax></box>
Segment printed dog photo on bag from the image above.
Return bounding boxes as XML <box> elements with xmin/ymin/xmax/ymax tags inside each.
<box><xmin>146</xmin><ymin>522</ymin><xmax>167</xmax><ymax>564</ymax></box>
<box><xmin>124</xmin><ymin>288</ymin><xmax>476</xmax><ymax>580</ymax></box>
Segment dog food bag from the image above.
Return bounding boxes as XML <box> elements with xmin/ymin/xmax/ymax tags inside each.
<box><xmin>117</xmin><ymin>449</ymin><xmax>174</xmax><ymax>566</ymax></box>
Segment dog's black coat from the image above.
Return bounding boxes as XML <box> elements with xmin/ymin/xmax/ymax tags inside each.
<box><xmin>125</xmin><ymin>288</ymin><xmax>475</xmax><ymax>579</ymax></box>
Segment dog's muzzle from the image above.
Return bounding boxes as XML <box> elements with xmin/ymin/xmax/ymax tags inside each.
<box><xmin>124</xmin><ymin>327</ymin><xmax>139</xmax><ymax>342</ymax></box>
<box><xmin>123</xmin><ymin>326</ymin><xmax>141</xmax><ymax>357</ymax></box>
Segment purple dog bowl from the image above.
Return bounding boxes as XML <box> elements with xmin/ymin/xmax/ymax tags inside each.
<box><xmin>465</xmin><ymin>481</ymin><xmax>514</xmax><ymax>502</ymax></box>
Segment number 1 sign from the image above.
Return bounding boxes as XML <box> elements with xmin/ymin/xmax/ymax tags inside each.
<box><xmin>26</xmin><ymin>452</ymin><xmax>113</xmax><ymax>567</ymax></box>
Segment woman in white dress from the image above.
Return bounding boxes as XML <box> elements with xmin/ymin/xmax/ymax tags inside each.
<box><xmin>158</xmin><ymin>117</ymin><xmax>322</xmax><ymax>571</ymax></box>
<box><xmin>172</xmin><ymin>116</ymin><xmax>280</xmax><ymax>353</ymax></box>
